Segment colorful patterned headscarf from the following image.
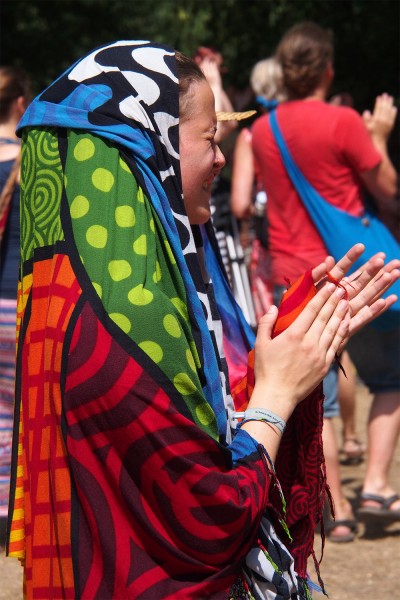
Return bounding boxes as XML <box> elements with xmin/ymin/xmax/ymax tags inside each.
<box><xmin>7</xmin><ymin>41</ymin><xmax>324</xmax><ymax>600</ymax></box>
<box><xmin>17</xmin><ymin>40</ymin><xmax>255</xmax><ymax>436</ymax></box>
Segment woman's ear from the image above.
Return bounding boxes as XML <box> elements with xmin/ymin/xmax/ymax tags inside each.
<box><xmin>16</xmin><ymin>95</ymin><xmax>27</xmax><ymax>116</ymax></box>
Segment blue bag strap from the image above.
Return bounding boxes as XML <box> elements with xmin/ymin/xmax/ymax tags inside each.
<box><xmin>269</xmin><ymin>109</ymin><xmax>351</xmax><ymax>230</ymax></box>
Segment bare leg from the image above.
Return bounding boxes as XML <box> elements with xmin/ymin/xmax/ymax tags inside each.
<box><xmin>338</xmin><ymin>351</ymin><xmax>365</xmax><ymax>461</ymax></box>
<box><xmin>338</xmin><ymin>351</ymin><xmax>356</xmax><ymax>440</ymax></box>
<box><xmin>322</xmin><ymin>417</ymin><xmax>355</xmax><ymax>540</ymax></box>
<box><xmin>361</xmin><ymin>390</ymin><xmax>400</xmax><ymax>511</ymax></box>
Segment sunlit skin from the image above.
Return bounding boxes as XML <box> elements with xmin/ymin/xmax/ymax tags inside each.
<box><xmin>179</xmin><ymin>79</ymin><xmax>225</xmax><ymax>224</ymax></box>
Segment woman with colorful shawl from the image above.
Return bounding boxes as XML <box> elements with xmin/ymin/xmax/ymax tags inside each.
<box><xmin>6</xmin><ymin>42</ymin><xmax>399</xmax><ymax>600</ymax></box>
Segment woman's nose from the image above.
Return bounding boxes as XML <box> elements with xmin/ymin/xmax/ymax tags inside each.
<box><xmin>215</xmin><ymin>145</ymin><xmax>226</xmax><ymax>169</ymax></box>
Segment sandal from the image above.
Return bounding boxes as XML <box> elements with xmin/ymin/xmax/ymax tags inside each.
<box><xmin>358</xmin><ymin>493</ymin><xmax>400</xmax><ymax>522</ymax></box>
<box><xmin>340</xmin><ymin>438</ymin><xmax>366</xmax><ymax>465</ymax></box>
<box><xmin>326</xmin><ymin>519</ymin><xmax>358</xmax><ymax>543</ymax></box>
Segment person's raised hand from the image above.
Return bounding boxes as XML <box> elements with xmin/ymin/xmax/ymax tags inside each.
<box><xmin>199</xmin><ymin>57</ymin><xmax>222</xmax><ymax>89</ymax></box>
<box><xmin>362</xmin><ymin>93</ymin><xmax>397</xmax><ymax>142</ymax></box>
<box><xmin>313</xmin><ymin>244</ymin><xmax>399</xmax><ymax>345</ymax></box>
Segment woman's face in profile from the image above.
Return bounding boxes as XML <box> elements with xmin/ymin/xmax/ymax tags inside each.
<box><xmin>179</xmin><ymin>80</ymin><xmax>225</xmax><ymax>225</ymax></box>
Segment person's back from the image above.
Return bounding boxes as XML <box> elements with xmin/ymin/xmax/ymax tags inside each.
<box><xmin>252</xmin><ymin>99</ymin><xmax>380</xmax><ymax>284</ymax></box>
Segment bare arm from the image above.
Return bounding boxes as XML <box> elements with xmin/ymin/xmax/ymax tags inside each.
<box><xmin>230</xmin><ymin>129</ymin><xmax>254</xmax><ymax>219</ymax></box>
<box><xmin>199</xmin><ymin>57</ymin><xmax>237</xmax><ymax>143</ymax></box>
<box><xmin>360</xmin><ymin>94</ymin><xmax>398</xmax><ymax>205</ymax></box>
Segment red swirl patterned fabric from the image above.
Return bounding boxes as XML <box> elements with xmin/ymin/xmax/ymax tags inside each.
<box><xmin>273</xmin><ymin>273</ymin><xmax>327</xmax><ymax>583</ymax></box>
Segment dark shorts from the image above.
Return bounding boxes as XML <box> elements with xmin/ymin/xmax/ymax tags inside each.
<box><xmin>346</xmin><ymin>313</ymin><xmax>400</xmax><ymax>394</ymax></box>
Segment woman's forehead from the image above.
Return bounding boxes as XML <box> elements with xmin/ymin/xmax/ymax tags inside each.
<box><xmin>182</xmin><ymin>80</ymin><xmax>216</xmax><ymax>121</ymax></box>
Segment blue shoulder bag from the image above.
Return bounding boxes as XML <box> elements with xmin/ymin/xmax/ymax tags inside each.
<box><xmin>269</xmin><ymin>109</ymin><xmax>400</xmax><ymax>311</ymax></box>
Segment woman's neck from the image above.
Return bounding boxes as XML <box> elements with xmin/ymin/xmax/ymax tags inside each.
<box><xmin>304</xmin><ymin>88</ymin><xmax>326</xmax><ymax>102</ymax></box>
<box><xmin>0</xmin><ymin>121</ymin><xmax>19</xmax><ymax>140</ymax></box>
<box><xmin>0</xmin><ymin>120</ymin><xmax>21</xmax><ymax>160</ymax></box>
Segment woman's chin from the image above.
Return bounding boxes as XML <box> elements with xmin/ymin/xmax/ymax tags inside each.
<box><xmin>188</xmin><ymin>207</ymin><xmax>211</xmax><ymax>225</ymax></box>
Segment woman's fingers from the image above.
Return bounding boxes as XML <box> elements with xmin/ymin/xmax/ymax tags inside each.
<box><xmin>345</xmin><ymin>261</ymin><xmax>389</xmax><ymax>304</ymax></box>
<box><xmin>325</xmin><ymin>244</ymin><xmax>366</xmax><ymax>281</ymax></box>
<box><xmin>347</xmin><ymin>293</ymin><xmax>398</xmax><ymax>339</ymax></box>
<box><xmin>341</xmin><ymin>256</ymin><xmax>385</xmax><ymax>299</ymax></box>
<box><xmin>349</xmin><ymin>268</ymin><xmax>398</xmax><ymax>314</ymax></box>
<box><xmin>315</xmin><ymin>245</ymin><xmax>384</xmax><ymax>298</ymax></box>
<box><xmin>318</xmin><ymin>251</ymin><xmax>399</xmax><ymax>320</ymax></box>
<box><xmin>317</xmin><ymin>295</ymin><xmax>349</xmax><ymax>355</ymax></box>
<box><xmin>285</xmin><ymin>281</ymin><xmax>345</xmax><ymax>339</ymax></box>
<box><xmin>330</xmin><ymin>312</ymin><xmax>351</xmax><ymax>359</ymax></box>
<box><xmin>311</xmin><ymin>245</ymin><xmax>368</xmax><ymax>287</ymax></box>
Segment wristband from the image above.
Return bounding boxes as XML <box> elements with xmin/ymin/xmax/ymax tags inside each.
<box><xmin>233</xmin><ymin>408</ymin><xmax>286</xmax><ymax>435</ymax></box>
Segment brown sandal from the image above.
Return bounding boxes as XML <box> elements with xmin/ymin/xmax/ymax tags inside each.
<box><xmin>358</xmin><ymin>493</ymin><xmax>400</xmax><ymax>522</ymax></box>
<box><xmin>327</xmin><ymin>519</ymin><xmax>358</xmax><ymax>543</ymax></box>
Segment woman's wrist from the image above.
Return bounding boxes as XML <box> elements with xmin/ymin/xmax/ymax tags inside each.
<box><xmin>236</xmin><ymin>384</ymin><xmax>298</xmax><ymax>460</ymax></box>
<box><xmin>247</xmin><ymin>383</ymin><xmax>296</xmax><ymax>423</ymax></box>
<box><xmin>234</xmin><ymin>408</ymin><xmax>286</xmax><ymax>435</ymax></box>
<box><xmin>371</xmin><ymin>133</ymin><xmax>389</xmax><ymax>152</ymax></box>
<box><xmin>238</xmin><ymin>419</ymin><xmax>282</xmax><ymax>463</ymax></box>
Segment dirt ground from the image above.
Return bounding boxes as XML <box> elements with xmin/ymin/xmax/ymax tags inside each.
<box><xmin>308</xmin><ymin>381</ymin><xmax>400</xmax><ymax>600</ymax></box>
<box><xmin>0</xmin><ymin>381</ymin><xmax>399</xmax><ymax>600</ymax></box>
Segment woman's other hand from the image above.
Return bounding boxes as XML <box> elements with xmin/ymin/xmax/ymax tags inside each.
<box><xmin>315</xmin><ymin>244</ymin><xmax>399</xmax><ymax>346</ymax></box>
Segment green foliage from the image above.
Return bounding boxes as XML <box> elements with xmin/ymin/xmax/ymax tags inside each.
<box><xmin>1</xmin><ymin>0</ymin><xmax>398</xmax><ymax>113</ymax></box>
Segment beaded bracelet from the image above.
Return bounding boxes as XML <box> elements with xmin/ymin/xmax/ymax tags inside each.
<box><xmin>233</xmin><ymin>407</ymin><xmax>286</xmax><ymax>435</ymax></box>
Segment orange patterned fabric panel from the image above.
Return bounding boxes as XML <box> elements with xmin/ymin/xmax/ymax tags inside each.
<box><xmin>8</xmin><ymin>254</ymin><xmax>82</xmax><ymax>598</ymax></box>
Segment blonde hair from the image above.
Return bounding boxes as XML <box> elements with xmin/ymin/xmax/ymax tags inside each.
<box><xmin>250</xmin><ymin>57</ymin><xmax>287</xmax><ymax>103</ymax></box>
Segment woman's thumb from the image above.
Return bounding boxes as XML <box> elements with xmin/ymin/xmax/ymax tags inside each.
<box><xmin>257</xmin><ymin>305</ymin><xmax>278</xmax><ymax>340</ymax></box>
